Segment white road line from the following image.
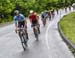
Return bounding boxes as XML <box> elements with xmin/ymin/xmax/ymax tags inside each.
<box><xmin>45</xmin><ymin>20</ymin><xmax>55</xmax><ymax>50</ymax></box>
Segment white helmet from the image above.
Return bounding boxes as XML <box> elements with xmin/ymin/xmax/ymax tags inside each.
<box><xmin>30</xmin><ymin>10</ymin><xmax>33</xmax><ymax>14</ymax></box>
<box><xmin>14</xmin><ymin>10</ymin><xmax>19</xmax><ymax>14</ymax></box>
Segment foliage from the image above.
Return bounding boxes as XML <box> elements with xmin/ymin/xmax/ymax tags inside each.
<box><xmin>0</xmin><ymin>0</ymin><xmax>75</xmax><ymax>24</ymax></box>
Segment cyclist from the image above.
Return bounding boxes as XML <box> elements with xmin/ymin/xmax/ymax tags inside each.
<box><xmin>14</xmin><ymin>10</ymin><xmax>29</xmax><ymax>40</ymax></box>
<box><xmin>41</xmin><ymin>11</ymin><xmax>48</xmax><ymax>26</ymax></box>
<box><xmin>29</xmin><ymin>10</ymin><xmax>40</xmax><ymax>35</ymax></box>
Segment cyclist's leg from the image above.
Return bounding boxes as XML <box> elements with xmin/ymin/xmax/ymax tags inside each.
<box><xmin>20</xmin><ymin>21</ymin><xmax>28</xmax><ymax>47</ymax></box>
<box><xmin>37</xmin><ymin>26</ymin><xmax>40</xmax><ymax>34</ymax></box>
<box><xmin>42</xmin><ymin>16</ymin><xmax>45</xmax><ymax>26</ymax></box>
<box><xmin>33</xmin><ymin>26</ymin><xmax>36</xmax><ymax>35</ymax></box>
<box><xmin>23</xmin><ymin>21</ymin><xmax>29</xmax><ymax>40</ymax></box>
<box><xmin>42</xmin><ymin>18</ymin><xmax>44</xmax><ymax>25</ymax></box>
<box><xmin>32</xmin><ymin>21</ymin><xmax>36</xmax><ymax>35</ymax></box>
<box><xmin>17</xmin><ymin>22</ymin><xmax>21</xmax><ymax>35</ymax></box>
<box><xmin>32</xmin><ymin>20</ymin><xmax>40</xmax><ymax>34</ymax></box>
<box><xmin>37</xmin><ymin>21</ymin><xmax>40</xmax><ymax>34</ymax></box>
<box><xmin>43</xmin><ymin>17</ymin><xmax>46</xmax><ymax>26</ymax></box>
<box><xmin>17</xmin><ymin>22</ymin><xmax>24</xmax><ymax>44</ymax></box>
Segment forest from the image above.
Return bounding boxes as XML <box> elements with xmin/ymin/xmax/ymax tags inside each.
<box><xmin>0</xmin><ymin>0</ymin><xmax>75</xmax><ymax>23</ymax></box>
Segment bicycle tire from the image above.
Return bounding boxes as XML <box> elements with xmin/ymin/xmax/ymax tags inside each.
<box><xmin>23</xmin><ymin>34</ymin><xmax>28</xmax><ymax>47</ymax></box>
<box><xmin>19</xmin><ymin>32</ymin><xmax>27</xmax><ymax>51</ymax></box>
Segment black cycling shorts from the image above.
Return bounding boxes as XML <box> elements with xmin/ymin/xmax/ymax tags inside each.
<box><xmin>32</xmin><ymin>20</ymin><xmax>38</xmax><ymax>26</ymax></box>
<box><xmin>18</xmin><ymin>21</ymin><xmax>25</xmax><ymax>28</ymax></box>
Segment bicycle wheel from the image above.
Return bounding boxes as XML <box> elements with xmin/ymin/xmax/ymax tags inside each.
<box><xmin>22</xmin><ymin>33</ymin><xmax>28</xmax><ymax>47</ymax></box>
<box><xmin>19</xmin><ymin>33</ymin><xmax>27</xmax><ymax>51</ymax></box>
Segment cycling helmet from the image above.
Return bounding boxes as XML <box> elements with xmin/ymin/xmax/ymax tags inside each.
<box><xmin>30</xmin><ymin>10</ymin><xmax>33</xmax><ymax>14</ymax></box>
<box><xmin>14</xmin><ymin>10</ymin><xmax>19</xmax><ymax>14</ymax></box>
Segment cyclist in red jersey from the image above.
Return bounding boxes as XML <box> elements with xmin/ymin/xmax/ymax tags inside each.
<box><xmin>29</xmin><ymin>10</ymin><xmax>40</xmax><ymax>34</ymax></box>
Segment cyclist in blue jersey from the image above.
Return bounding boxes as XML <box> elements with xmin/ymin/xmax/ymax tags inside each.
<box><xmin>14</xmin><ymin>10</ymin><xmax>29</xmax><ymax>39</ymax></box>
<box><xmin>41</xmin><ymin>11</ymin><xmax>48</xmax><ymax>26</ymax></box>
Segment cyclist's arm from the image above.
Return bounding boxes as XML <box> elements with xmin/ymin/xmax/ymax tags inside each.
<box><xmin>29</xmin><ymin>19</ymin><xmax>32</xmax><ymax>25</ymax></box>
<box><xmin>37</xmin><ymin>15</ymin><xmax>39</xmax><ymax>20</ymax></box>
<box><xmin>14</xmin><ymin>21</ymin><xmax>19</xmax><ymax>33</ymax></box>
<box><xmin>14</xmin><ymin>16</ymin><xmax>18</xmax><ymax>28</ymax></box>
<box><xmin>24</xmin><ymin>18</ymin><xmax>27</xmax><ymax>28</ymax></box>
<box><xmin>35</xmin><ymin>13</ymin><xmax>39</xmax><ymax>20</ymax></box>
<box><xmin>15</xmin><ymin>21</ymin><xmax>18</xmax><ymax>28</ymax></box>
<box><xmin>28</xmin><ymin>15</ymin><xmax>32</xmax><ymax>25</ymax></box>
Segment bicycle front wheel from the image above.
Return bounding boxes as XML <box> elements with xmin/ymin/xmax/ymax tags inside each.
<box><xmin>19</xmin><ymin>33</ymin><xmax>27</xmax><ymax>51</ymax></box>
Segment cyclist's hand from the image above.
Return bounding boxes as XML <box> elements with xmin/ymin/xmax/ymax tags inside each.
<box><xmin>15</xmin><ymin>28</ymin><xmax>19</xmax><ymax>33</ymax></box>
<box><xmin>15</xmin><ymin>28</ymin><xmax>17</xmax><ymax>33</ymax></box>
<box><xmin>31</xmin><ymin>24</ymin><xmax>33</xmax><ymax>27</ymax></box>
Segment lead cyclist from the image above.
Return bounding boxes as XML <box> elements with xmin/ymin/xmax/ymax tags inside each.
<box><xmin>14</xmin><ymin>10</ymin><xmax>29</xmax><ymax>40</ymax></box>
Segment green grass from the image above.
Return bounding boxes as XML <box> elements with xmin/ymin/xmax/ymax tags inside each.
<box><xmin>59</xmin><ymin>12</ymin><xmax>75</xmax><ymax>45</ymax></box>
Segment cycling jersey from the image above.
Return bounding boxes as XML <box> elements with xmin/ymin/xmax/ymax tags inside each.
<box><xmin>29</xmin><ymin>13</ymin><xmax>37</xmax><ymax>21</ymax></box>
<box><xmin>14</xmin><ymin>14</ymin><xmax>25</xmax><ymax>22</ymax></box>
<box><xmin>14</xmin><ymin>14</ymin><xmax>25</xmax><ymax>28</ymax></box>
<box><xmin>29</xmin><ymin>13</ymin><xmax>39</xmax><ymax>27</ymax></box>
<box><xmin>41</xmin><ymin>12</ymin><xmax>48</xmax><ymax>19</ymax></box>
<box><xmin>41</xmin><ymin>12</ymin><xmax>46</xmax><ymax>17</ymax></box>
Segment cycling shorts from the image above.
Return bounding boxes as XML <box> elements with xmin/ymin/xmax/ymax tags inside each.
<box><xmin>32</xmin><ymin>20</ymin><xmax>38</xmax><ymax>27</ymax></box>
<box><xmin>18</xmin><ymin>21</ymin><xmax>25</xmax><ymax>28</ymax></box>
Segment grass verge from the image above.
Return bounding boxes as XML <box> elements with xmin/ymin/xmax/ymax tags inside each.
<box><xmin>59</xmin><ymin>12</ymin><xmax>75</xmax><ymax>45</ymax></box>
